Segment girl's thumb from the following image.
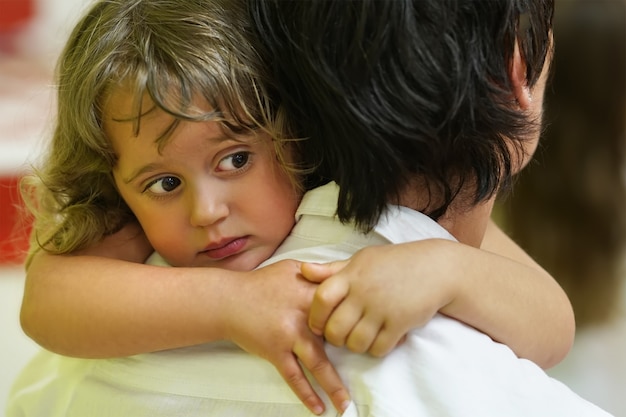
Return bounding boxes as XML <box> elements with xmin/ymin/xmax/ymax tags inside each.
<box><xmin>300</xmin><ymin>260</ymin><xmax>347</xmax><ymax>282</ymax></box>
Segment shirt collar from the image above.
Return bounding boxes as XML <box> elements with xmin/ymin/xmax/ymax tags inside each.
<box><xmin>296</xmin><ymin>182</ymin><xmax>456</xmax><ymax>245</ymax></box>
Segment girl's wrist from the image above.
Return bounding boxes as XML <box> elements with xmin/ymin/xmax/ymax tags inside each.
<box><xmin>431</xmin><ymin>239</ymin><xmax>470</xmax><ymax>317</ymax></box>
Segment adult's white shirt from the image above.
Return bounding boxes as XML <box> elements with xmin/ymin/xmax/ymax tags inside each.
<box><xmin>7</xmin><ymin>182</ymin><xmax>612</xmax><ymax>417</ymax></box>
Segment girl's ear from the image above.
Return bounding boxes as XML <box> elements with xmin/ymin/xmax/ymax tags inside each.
<box><xmin>511</xmin><ymin>40</ymin><xmax>532</xmax><ymax>109</ymax></box>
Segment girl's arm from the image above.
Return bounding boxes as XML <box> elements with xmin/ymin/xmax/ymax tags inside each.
<box><xmin>20</xmin><ymin>223</ymin><xmax>349</xmax><ymax>415</ymax></box>
<box><xmin>303</xmin><ymin>218</ymin><xmax>575</xmax><ymax>369</ymax></box>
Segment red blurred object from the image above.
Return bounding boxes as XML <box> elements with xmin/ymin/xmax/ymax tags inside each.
<box><xmin>0</xmin><ymin>176</ymin><xmax>30</xmax><ymax>264</ymax></box>
<box><xmin>0</xmin><ymin>0</ymin><xmax>35</xmax><ymax>32</ymax></box>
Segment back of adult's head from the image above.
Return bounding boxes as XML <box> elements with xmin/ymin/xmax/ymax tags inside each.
<box><xmin>250</xmin><ymin>0</ymin><xmax>554</xmax><ymax>231</ymax></box>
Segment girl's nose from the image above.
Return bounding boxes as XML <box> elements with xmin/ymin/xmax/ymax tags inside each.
<box><xmin>189</xmin><ymin>187</ymin><xmax>229</xmax><ymax>227</ymax></box>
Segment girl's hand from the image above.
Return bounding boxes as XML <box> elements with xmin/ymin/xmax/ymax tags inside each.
<box><xmin>302</xmin><ymin>243</ymin><xmax>455</xmax><ymax>357</ymax></box>
<box><xmin>222</xmin><ymin>259</ymin><xmax>350</xmax><ymax>415</ymax></box>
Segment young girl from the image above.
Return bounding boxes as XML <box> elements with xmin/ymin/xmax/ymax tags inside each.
<box><xmin>16</xmin><ymin>0</ymin><xmax>573</xmax><ymax>415</ymax></box>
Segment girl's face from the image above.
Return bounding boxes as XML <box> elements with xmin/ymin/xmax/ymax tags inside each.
<box><xmin>104</xmin><ymin>89</ymin><xmax>300</xmax><ymax>270</ymax></box>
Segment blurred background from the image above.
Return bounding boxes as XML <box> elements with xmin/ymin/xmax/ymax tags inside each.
<box><xmin>494</xmin><ymin>1</ymin><xmax>626</xmax><ymax>414</ymax></box>
<box><xmin>0</xmin><ymin>0</ymin><xmax>93</xmax><ymax>411</ymax></box>
<box><xmin>0</xmin><ymin>0</ymin><xmax>625</xmax><ymax>415</ymax></box>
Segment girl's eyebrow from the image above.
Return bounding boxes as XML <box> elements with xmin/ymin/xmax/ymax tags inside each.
<box><xmin>121</xmin><ymin>131</ymin><xmax>247</xmax><ymax>185</ymax></box>
<box><xmin>122</xmin><ymin>162</ymin><xmax>164</xmax><ymax>184</ymax></box>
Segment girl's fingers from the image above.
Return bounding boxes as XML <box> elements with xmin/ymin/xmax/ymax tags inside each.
<box><xmin>309</xmin><ymin>278</ymin><xmax>350</xmax><ymax>336</ymax></box>
<box><xmin>300</xmin><ymin>260</ymin><xmax>348</xmax><ymax>283</ymax></box>
<box><xmin>292</xmin><ymin>337</ymin><xmax>351</xmax><ymax>415</ymax></box>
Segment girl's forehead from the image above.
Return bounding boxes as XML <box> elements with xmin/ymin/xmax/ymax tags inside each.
<box><xmin>104</xmin><ymin>80</ymin><xmax>247</xmax><ymax>124</ymax></box>
<box><xmin>103</xmin><ymin>84</ymin><xmax>203</xmax><ymax>132</ymax></box>
<box><xmin>102</xmin><ymin>87</ymin><xmax>168</xmax><ymax>147</ymax></box>
<box><xmin>102</xmin><ymin>85</ymin><xmax>150</xmax><ymax>120</ymax></box>
<box><xmin>102</xmin><ymin>85</ymin><xmax>263</xmax><ymax>148</ymax></box>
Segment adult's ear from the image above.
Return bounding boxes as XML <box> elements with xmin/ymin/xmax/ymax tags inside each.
<box><xmin>510</xmin><ymin>40</ymin><xmax>532</xmax><ymax>109</ymax></box>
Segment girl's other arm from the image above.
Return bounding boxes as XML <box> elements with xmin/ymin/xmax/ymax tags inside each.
<box><xmin>445</xmin><ymin>218</ymin><xmax>575</xmax><ymax>367</ymax></box>
<box><xmin>303</xmin><ymin>218</ymin><xmax>575</xmax><ymax>369</ymax></box>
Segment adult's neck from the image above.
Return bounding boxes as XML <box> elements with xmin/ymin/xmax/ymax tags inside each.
<box><xmin>397</xmin><ymin>180</ymin><xmax>493</xmax><ymax>248</ymax></box>
<box><xmin>436</xmin><ymin>200</ymin><xmax>493</xmax><ymax>248</ymax></box>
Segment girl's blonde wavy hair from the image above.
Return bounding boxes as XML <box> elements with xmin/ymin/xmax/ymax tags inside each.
<box><xmin>22</xmin><ymin>0</ymin><xmax>299</xmax><ymax>266</ymax></box>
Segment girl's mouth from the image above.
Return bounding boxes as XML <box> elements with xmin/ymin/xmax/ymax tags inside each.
<box><xmin>200</xmin><ymin>236</ymin><xmax>248</xmax><ymax>259</ymax></box>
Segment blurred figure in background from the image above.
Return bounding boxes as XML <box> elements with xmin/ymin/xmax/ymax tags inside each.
<box><xmin>497</xmin><ymin>0</ymin><xmax>626</xmax><ymax>328</ymax></box>
<box><xmin>495</xmin><ymin>0</ymin><xmax>626</xmax><ymax>414</ymax></box>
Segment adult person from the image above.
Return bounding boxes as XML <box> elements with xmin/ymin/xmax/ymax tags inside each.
<box><xmin>15</xmin><ymin>0</ymin><xmax>572</xmax><ymax>400</ymax></box>
<box><xmin>8</xmin><ymin>0</ymin><xmax>609</xmax><ymax>416</ymax></box>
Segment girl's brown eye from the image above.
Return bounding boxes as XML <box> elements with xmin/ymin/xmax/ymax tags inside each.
<box><xmin>217</xmin><ymin>151</ymin><xmax>251</xmax><ymax>172</ymax></box>
<box><xmin>146</xmin><ymin>176</ymin><xmax>181</xmax><ymax>194</ymax></box>
<box><xmin>231</xmin><ymin>153</ymin><xmax>249</xmax><ymax>169</ymax></box>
